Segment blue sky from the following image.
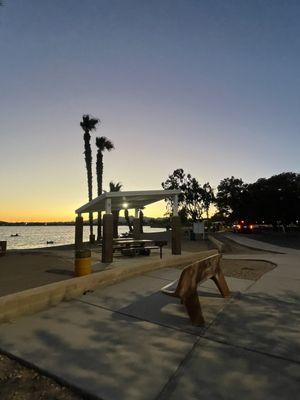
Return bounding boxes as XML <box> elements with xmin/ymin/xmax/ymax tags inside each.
<box><xmin>0</xmin><ymin>0</ymin><xmax>299</xmax><ymax>220</ymax></box>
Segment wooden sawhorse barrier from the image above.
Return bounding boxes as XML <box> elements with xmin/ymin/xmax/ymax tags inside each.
<box><xmin>161</xmin><ymin>253</ymin><xmax>230</xmax><ymax>326</ymax></box>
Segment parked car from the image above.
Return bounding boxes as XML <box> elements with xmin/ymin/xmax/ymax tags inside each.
<box><xmin>233</xmin><ymin>221</ymin><xmax>260</xmax><ymax>233</ymax></box>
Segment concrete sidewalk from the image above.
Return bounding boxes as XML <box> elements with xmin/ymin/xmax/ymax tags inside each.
<box><xmin>0</xmin><ymin>241</ymin><xmax>299</xmax><ymax>400</ymax></box>
<box><xmin>206</xmin><ymin>234</ymin><xmax>300</xmax><ymax>361</ymax></box>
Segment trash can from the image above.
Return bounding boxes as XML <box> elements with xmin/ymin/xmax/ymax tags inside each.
<box><xmin>0</xmin><ymin>241</ymin><xmax>7</xmax><ymax>256</ymax></box>
<box><xmin>74</xmin><ymin>248</ymin><xmax>92</xmax><ymax>277</ymax></box>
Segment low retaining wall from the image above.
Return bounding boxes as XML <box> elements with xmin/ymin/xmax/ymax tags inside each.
<box><xmin>208</xmin><ymin>235</ymin><xmax>224</xmax><ymax>253</ymax></box>
<box><xmin>0</xmin><ymin>250</ymin><xmax>217</xmax><ymax>324</ymax></box>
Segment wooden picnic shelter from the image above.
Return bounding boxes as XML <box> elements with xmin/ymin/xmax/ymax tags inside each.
<box><xmin>75</xmin><ymin>189</ymin><xmax>181</xmax><ymax>262</ymax></box>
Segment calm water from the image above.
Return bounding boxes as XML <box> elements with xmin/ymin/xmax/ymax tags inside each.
<box><xmin>0</xmin><ymin>225</ymin><xmax>165</xmax><ymax>250</ymax></box>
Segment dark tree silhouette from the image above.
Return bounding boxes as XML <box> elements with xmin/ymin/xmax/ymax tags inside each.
<box><xmin>95</xmin><ymin>136</ymin><xmax>114</xmax><ymax>240</ymax></box>
<box><xmin>246</xmin><ymin>173</ymin><xmax>300</xmax><ymax>228</ymax></box>
<box><xmin>162</xmin><ymin>169</ymin><xmax>213</xmax><ymax>222</ymax></box>
<box><xmin>216</xmin><ymin>177</ymin><xmax>247</xmax><ymax>221</ymax></box>
<box><xmin>80</xmin><ymin>114</ymin><xmax>99</xmax><ymax>242</ymax></box>
<box><xmin>215</xmin><ymin>172</ymin><xmax>300</xmax><ymax>228</ymax></box>
<box><xmin>109</xmin><ymin>181</ymin><xmax>122</xmax><ymax>238</ymax></box>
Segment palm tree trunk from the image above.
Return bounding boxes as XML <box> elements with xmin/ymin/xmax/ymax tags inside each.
<box><xmin>96</xmin><ymin>152</ymin><xmax>103</xmax><ymax>241</ymax></box>
<box><xmin>84</xmin><ymin>132</ymin><xmax>94</xmax><ymax>241</ymax></box>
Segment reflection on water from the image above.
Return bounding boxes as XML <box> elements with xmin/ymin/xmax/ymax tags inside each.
<box><xmin>0</xmin><ymin>226</ymin><xmax>165</xmax><ymax>250</ymax></box>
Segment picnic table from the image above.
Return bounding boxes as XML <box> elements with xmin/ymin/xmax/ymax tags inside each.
<box><xmin>113</xmin><ymin>238</ymin><xmax>167</xmax><ymax>258</ymax></box>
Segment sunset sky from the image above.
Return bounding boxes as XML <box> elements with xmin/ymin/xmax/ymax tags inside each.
<box><xmin>1</xmin><ymin>0</ymin><xmax>299</xmax><ymax>222</ymax></box>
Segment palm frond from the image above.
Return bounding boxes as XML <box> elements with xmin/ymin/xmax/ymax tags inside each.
<box><xmin>109</xmin><ymin>181</ymin><xmax>123</xmax><ymax>192</ymax></box>
<box><xmin>95</xmin><ymin>136</ymin><xmax>115</xmax><ymax>151</ymax></box>
<box><xmin>80</xmin><ymin>114</ymin><xmax>100</xmax><ymax>132</ymax></box>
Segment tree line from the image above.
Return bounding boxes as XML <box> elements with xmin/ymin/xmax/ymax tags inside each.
<box><xmin>216</xmin><ymin>173</ymin><xmax>300</xmax><ymax>227</ymax></box>
<box><xmin>162</xmin><ymin>169</ymin><xmax>300</xmax><ymax>228</ymax></box>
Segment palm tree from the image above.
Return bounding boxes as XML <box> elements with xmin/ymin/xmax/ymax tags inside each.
<box><xmin>80</xmin><ymin>114</ymin><xmax>99</xmax><ymax>242</ymax></box>
<box><xmin>109</xmin><ymin>181</ymin><xmax>123</xmax><ymax>238</ymax></box>
<box><xmin>95</xmin><ymin>136</ymin><xmax>114</xmax><ymax>240</ymax></box>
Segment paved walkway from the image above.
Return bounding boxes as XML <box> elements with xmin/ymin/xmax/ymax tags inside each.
<box><xmin>0</xmin><ymin>237</ymin><xmax>299</xmax><ymax>399</ymax></box>
<box><xmin>223</xmin><ymin>232</ymin><xmax>300</xmax><ymax>255</ymax></box>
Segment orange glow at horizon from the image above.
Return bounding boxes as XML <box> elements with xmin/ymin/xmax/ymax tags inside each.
<box><xmin>0</xmin><ymin>200</ymin><xmax>168</xmax><ymax>223</ymax></box>
<box><xmin>0</xmin><ymin>201</ymin><xmax>216</xmax><ymax>223</ymax></box>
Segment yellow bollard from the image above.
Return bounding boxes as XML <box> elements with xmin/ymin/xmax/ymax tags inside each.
<box><xmin>74</xmin><ymin>249</ymin><xmax>92</xmax><ymax>277</ymax></box>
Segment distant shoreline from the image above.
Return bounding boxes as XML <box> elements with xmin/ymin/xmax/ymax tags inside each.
<box><xmin>0</xmin><ymin>222</ymin><xmax>75</xmax><ymax>226</ymax></box>
<box><xmin>0</xmin><ymin>222</ymin><xmax>128</xmax><ymax>226</ymax></box>
<box><xmin>0</xmin><ymin>218</ymin><xmax>168</xmax><ymax>227</ymax></box>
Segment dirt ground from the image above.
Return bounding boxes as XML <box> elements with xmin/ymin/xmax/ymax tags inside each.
<box><xmin>0</xmin><ymin>353</ymin><xmax>83</xmax><ymax>400</ymax></box>
<box><xmin>0</xmin><ymin>251</ymin><xmax>75</xmax><ymax>297</ymax></box>
<box><xmin>221</xmin><ymin>259</ymin><xmax>275</xmax><ymax>280</ymax></box>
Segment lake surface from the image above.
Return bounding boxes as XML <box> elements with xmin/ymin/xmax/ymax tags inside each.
<box><xmin>0</xmin><ymin>225</ymin><xmax>165</xmax><ymax>250</ymax></box>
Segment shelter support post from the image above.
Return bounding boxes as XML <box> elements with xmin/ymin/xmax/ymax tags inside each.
<box><xmin>102</xmin><ymin>198</ymin><xmax>113</xmax><ymax>263</ymax></box>
<box><xmin>89</xmin><ymin>212</ymin><xmax>95</xmax><ymax>244</ymax></box>
<box><xmin>75</xmin><ymin>214</ymin><xmax>83</xmax><ymax>249</ymax></box>
<box><xmin>133</xmin><ymin>208</ymin><xmax>141</xmax><ymax>239</ymax></box>
<box><xmin>112</xmin><ymin>210</ymin><xmax>119</xmax><ymax>238</ymax></box>
<box><xmin>97</xmin><ymin>211</ymin><xmax>102</xmax><ymax>242</ymax></box>
<box><xmin>102</xmin><ymin>213</ymin><xmax>114</xmax><ymax>263</ymax></box>
<box><xmin>172</xmin><ymin>195</ymin><xmax>181</xmax><ymax>254</ymax></box>
<box><xmin>105</xmin><ymin>198</ymin><xmax>112</xmax><ymax>214</ymax></box>
<box><xmin>171</xmin><ymin>216</ymin><xmax>181</xmax><ymax>255</ymax></box>
<box><xmin>139</xmin><ymin>209</ymin><xmax>144</xmax><ymax>234</ymax></box>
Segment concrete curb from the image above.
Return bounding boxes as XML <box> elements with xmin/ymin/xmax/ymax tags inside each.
<box><xmin>0</xmin><ymin>250</ymin><xmax>217</xmax><ymax>324</ymax></box>
<box><xmin>208</xmin><ymin>235</ymin><xmax>224</xmax><ymax>253</ymax></box>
